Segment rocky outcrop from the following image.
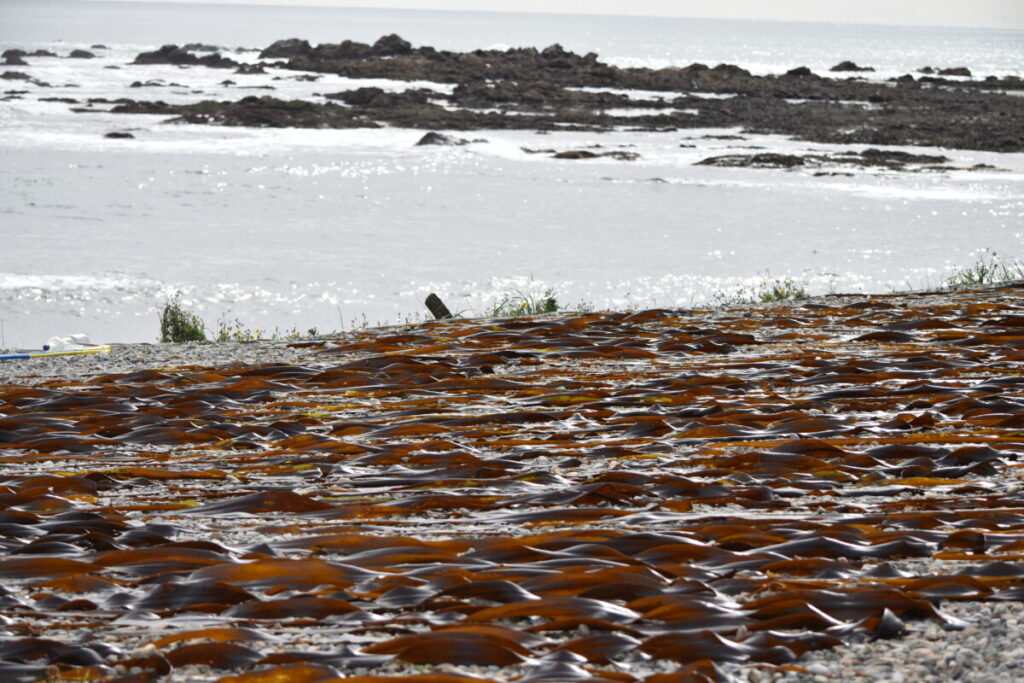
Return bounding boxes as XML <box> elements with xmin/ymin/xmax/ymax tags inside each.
<box><xmin>830</xmin><ymin>61</ymin><xmax>874</xmax><ymax>72</ymax></box>
<box><xmin>108</xmin><ymin>36</ymin><xmax>1024</xmax><ymax>153</ymax></box>
<box><xmin>697</xmin><ymin>149</ymin><xmax>953</xmax><ymax>172</ymax></box>
<box><xmin>784</xmin><ymin>66</ymin><xmax>814</xmax><ymax>78</ymax></box>
<box><xmin>3</xmin><ymin>52</ymin><xmax>27</xmax><ymax>65</ymax></box>
<box><xmin>324</xmin><ymin>87</ymin><xmax>431</xmax><ymax>108</ymax></box>
<box><xmin>372</xmin><ymin>33</ymin><xmax>412</xmax><ymax>57</ymax></box>
<box><xmin>415</xmin><ymin>132</ymin><xmax>473</xmax><ymax>146</ymax></box>
<box><xmin>68</xmin><ymin>49</ymin><xmax>95</xmax><ymax>59</ymax></box>
<box><xmin>133</xmin><ymin>45</ymin><xmax>239</xmax><ymax>68</ymax></box>
<box><xmin>104</xmin><ymin>131</ymin><xmax>134</xmax><ymax>139</ymax></box>
<box><xmin>553</xmin><ymin>149</ymin><xmax>640</xmax><ymax>161</ymax></box>
<box><xmin>182</xmin><ymin>43</ymin><xmax>221</xmax><ymax>52</ymax></box>
<box><xmin>258</xmin><ymin>38</ymin><xmax>313</xmax><ymax>59</ymax></box>
<box><xmin>939</xmin><ymin>66</ymin><xmax>972</xmax><ymax>77</ymax></box>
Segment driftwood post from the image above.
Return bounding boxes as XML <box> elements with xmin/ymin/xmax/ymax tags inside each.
<box><xmin>425</xmin><ymin>293</ymin><xmax>452</xmax><ymax>320</ymax></box>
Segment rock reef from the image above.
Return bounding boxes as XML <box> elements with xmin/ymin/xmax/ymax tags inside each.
<box><xmin>101</xmin><ymin>35</ymin><xmax>1024</xmax><ymax>153</ymax></box>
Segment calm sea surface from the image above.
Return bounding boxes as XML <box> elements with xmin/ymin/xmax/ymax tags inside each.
<box><xmin>1</xmin><ymin>1</ymin><xmax>1022</xmax><ymax>345</ymax></box>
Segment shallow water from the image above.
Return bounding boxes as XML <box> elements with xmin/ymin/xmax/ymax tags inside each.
<box><xmin>1</xmin><ymin>4</ymin><xmax>1023</xmax><ymax>346</ymax></box>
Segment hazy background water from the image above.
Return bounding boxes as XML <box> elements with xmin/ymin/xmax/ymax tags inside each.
<box><xmin>1</xmin><ymin>1</ymin><xmax>1023</xmax><ymax>346</ymax></box>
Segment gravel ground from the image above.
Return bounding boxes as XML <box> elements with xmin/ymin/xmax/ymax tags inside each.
<box><xmin>2</xmin><ymin>291</ymin><xmax>1023</xmax><ymax>682</ymax></box>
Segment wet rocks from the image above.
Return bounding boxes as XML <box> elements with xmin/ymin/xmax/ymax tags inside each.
<box><xmin>132</xmin><ymin>44</ymin><xmax>239</xmax><ymax>68</ymax></box>
<box><xmin>182</xmin><ymin>42</ymin><xmax>221</xmax><ymax>52</ymax></box>
<box><xmin>2</xmin><ymin>51</ymin><xmax>27</xmax><ymax>66</ymax></box>
<box><xmin>68</xmin><ymin>49</ymin><xmax>96</xmax><ymax>59</ymax></box>
<box><xmin>939</xmin><ymin>66</ymin><xmax>972</xmax><ymax>77</ymax></box>
<box><xmin>104</xmin><ymin>131</ymin><xmax>135</xmax><ymax>139</ymax></box>
<box><xmin>830</xmin><ymin>60</ymin><xmax>875</xmax><ymax>72</ymax></box>
<box><xmin>234</xmin><ymin>63</ymin><xmax>266</xmax><ymax>75</ymax></box>
<box><xmin>113</xmin><ymin>95</ymin><xmax>372</xmax><ymax>129</ymax></box>
<box><xmin>784</xmin><ymin>66</ymin><xmax>815</xmax><ymax>77</ymax></box>
<box><xmin>102</xmin><ymin>35</ymin><xmax>1024</xmax><ymax>153</ymax></box>
<box><xmin>450</xmin><ymin>80</ymin><xmax>637</xmax><ymax>110</ymax></box>
<box><xmin>697</xmin><ymin>152</ymin><xmax>808</xmax><ymax>168</ymax></box>
<box><xmin>696</xmin><ymin>148</ymin><xmax>952</xmax><ymax>172</ymax></box>
<box><xmin>324</xmin><ymin>86</ymin><xmax>431</xmax><ymax>108</ymax></box>
<box><xmin>372</xmin><ymin>33</ymin><xmax>413</xmax><ymax>56</ymax></box>
<box><xmin>258</xmin><ymin>38</ymin><xmax>314</xmax><ymax>59</ymax></box>
<box><xmin>553</xmin><ymin>149</ymin><xmax>640</xmax><ymax>161</ymax></box>
<box><xmin>415</xmin><ymin>131</ymin><xmax>467</xmax><ymax>146</ymax></box>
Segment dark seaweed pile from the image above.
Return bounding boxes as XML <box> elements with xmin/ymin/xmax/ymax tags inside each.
<box><xmin>1</xmin><ymin>284</ymin><xmax>1023</xmax><ymax>682</ymax></box>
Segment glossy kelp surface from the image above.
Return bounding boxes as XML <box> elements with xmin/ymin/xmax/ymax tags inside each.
<box><xmin>1</xmin><ymin>284</ymin><xmax>1023</xmax><ymax>682</ymax></box>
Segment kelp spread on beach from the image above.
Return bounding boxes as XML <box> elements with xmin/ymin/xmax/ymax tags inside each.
<box><xmin>0</xmin><ymin>284</ymin><xmax>1023</xmax><ymax>682</ymax></box>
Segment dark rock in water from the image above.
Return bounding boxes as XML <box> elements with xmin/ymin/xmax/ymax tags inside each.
<box><xmin>327</xmin><ymin>86</ymin><xmax>384</xmax><ymax>106</ymax></box>
<box><xmin>310</xmin><ymin>40</ymin><xmax>372</xmax><ymax>61</ymax></box>
<box><xmin>709</xmin><ymin>63</ymin><xmax>752</xmax><ymax>79</ymax></box>
<box><xmin>325</xmin><ymin>87</ymin><xmax>430</xmax><ymax>108</ymax></box>
<box><xmin>30</xmin><ymin>49</ymin><xmax>57</xmax><ymax>57</ymax></box>
<box><xmin>182</xmin><ymin>43</ymin><xmax>220</xmax><ymax>52</ymax></box>
<box><xmin>112</xmin><ymin>95</ymin><xmax>374</xmax><ymax>129</ymax></box>
<box><xmin>91</xmin><ymin>44</ymin><xmax>108</xmax><ymax>50</ymax></box>
<box><xmin>553</xmin><ymin>149</ymin><xmax>639</xmax><ymax>161</ymax></box>
<box><xmin>554</xmin><ymin>150</ymin><xmax>599</xmax><ymax>159</ymax></box>
<box><xmin>830</xmin><ymin>61</ymin><xmax>875</xmax><ymax>72</ymax></box>
<box><xmin>697</xmin><ymin>153</ymin><xmax>806</xmax><ymax>168</ymax></box>
<box><xmin>371</xmin><ymin>34</ymin><xmax>412</xmax><ymax>57</ymax></box>
<box><xmin>697</xmin><ymin>149</ymin><xmax>950</xmax><ymax>172</ymax></box>
<box><xmin>68</xmin><ymin>49</ymin><xmax>96</xmax><ymax>59</ymax></box>
<box><xmin>855</xmin><ymin>148</ymin><xmax>948</xmax><ymax>166</ymax></box>
<box><xmin>3</xmin><ymin>54</ymin><xmax>27</xmax><ymax>66</ymax></box>
<box><xmin>918</xmin><ymin>66</ymin><xmax>935</xmax><ymax>74</ymax></box>
<box><xmin>2</xmin><ymin>49</ymin><xmax>26</xmax><ymax>59</ymax></box>
<box><xmin>259</xmin><ymin>38</ymin><xmax>313</xmax><ymax>59</ymax></box>
<box><xmin>939</xmin><ymin>66</ymin><xmax>972</xmax><ymax>77</ymax></box>
<box><xmin>1</xmin><ymin>71</ymin><xmax>31</xmax><ymax>80</ymax></box>
<box><xmin>39</xmin><ymin>96</ymin><xmax>79</xmax><ymax>103</ymax></box>
<box><xmin>785</xmin><ymin>66</ymin><xmax>814</xmax><ymax>77</ymax></box>
<box><xmin>133</xmin><ymin>45</ymin><xmax>239</xmax><ymax>68</ymax></box>
<box><xmin>130</xmin><ymin>80</ymin><xmax>166</xmax><ymax>88</ymax></box>
<box><xmin>234</xmin><ymin>63</ymin><xmax>266</xmax><ymax>75</ymax></box>
<box><xmin>415</xmin><ymin>131</ymin><xmax>465</xmax><ymax>146</ymax></box>
<box><xmin>104</xmin><ymin>131</ymin><xmax>134</xmax><ymax>139</ymax></box>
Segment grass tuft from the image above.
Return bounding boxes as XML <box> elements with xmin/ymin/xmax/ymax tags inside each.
<box><xmin>946</xmin><ymin>250</ymin><xmax>1024</xmax><ymax>290</ymax></box>
<box><xmin>159</xmin><ymin>293</ymin><xmax>206</xmax><ymax>343</ymax></box>
<box><xmin>714</xmin><ymin>275</ymin><xmax>809</xmax><ymax>306</ymax></box>
<box><xmin>490</xmin><ymin>287</ymin><xmax>560</xmax><ymax>317</ymax></box>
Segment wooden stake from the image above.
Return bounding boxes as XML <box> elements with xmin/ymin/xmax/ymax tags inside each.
<box><xmin>425</xmin><ymin>293</ymin><xmax>452</xmax><ymax>320</ymax></box>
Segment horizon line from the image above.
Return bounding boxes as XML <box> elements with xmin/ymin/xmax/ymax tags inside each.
<box><xmin>76</xmin><ymin>0</ymin><xmax>1024</xmax><ymax>32</ymax></box>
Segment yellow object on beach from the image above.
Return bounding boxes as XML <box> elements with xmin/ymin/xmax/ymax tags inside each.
<box><xmin>0</xmin><ymin>345</ymin><xmax>112</xmax><ymax>361</ymax></box>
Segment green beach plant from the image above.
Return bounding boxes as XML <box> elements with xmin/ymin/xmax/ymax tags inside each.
<box><xmin>159</xmin><ymin>293</ymin><xmax>206</xmax><ymax>343</ymax></box>
<box><xmin>713</xmin><ymin>275</ymin><xmax>809</xmax><ymax>306</ymax></box>
<box><xmin>490</xmin><ymin>287</ymin><xmax>560</xmax><ymax>317</ymax></box>
<box><xmin>946</xmin><ymin>250</ymin><xmax>1024</xmax><ymax>289</ymax></box>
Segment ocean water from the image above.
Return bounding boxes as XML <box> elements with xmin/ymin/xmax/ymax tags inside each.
<box><xmin>1</xmin><ymin>1</ymin><xmax>1023</xmax><ymax>347</ymax></box>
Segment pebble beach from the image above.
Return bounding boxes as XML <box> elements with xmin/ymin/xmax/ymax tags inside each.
<box><xmin>1</xmin><ymin>284</ymin><xmax>1023</xmax><ymax>681</ymax></box>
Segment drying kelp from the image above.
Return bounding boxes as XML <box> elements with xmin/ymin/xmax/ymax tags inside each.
<box><xmin>0</xmin><ymin>284</ymin><xmax>1023</xmax><ymax>682</ymax></box>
